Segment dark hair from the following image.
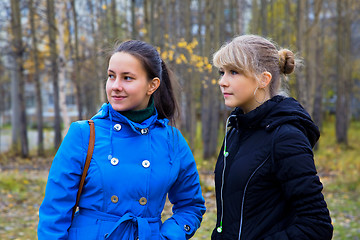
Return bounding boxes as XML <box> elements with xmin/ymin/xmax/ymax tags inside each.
<box><xmin>110</xmin><ymin>40</ymin><xmax>179</xmax><ymax>122</ymax></box>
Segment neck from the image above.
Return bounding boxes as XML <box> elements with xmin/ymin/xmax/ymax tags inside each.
<box><xmin>242</xmin><ymin>96</ymin><xmax>271</xmax><ymax>114</ymax></box>
<box><xmin>120</xmin><ymin>96</ymin><xmax>155</xmax><ymax>123</ymax></box>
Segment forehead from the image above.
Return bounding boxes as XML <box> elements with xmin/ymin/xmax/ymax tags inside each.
<box><xmin>108</xmin><ymin>52</ymin><xmax>145</xmax><ymax>73</ymax></box>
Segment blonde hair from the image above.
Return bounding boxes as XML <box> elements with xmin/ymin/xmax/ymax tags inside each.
<box><xmin>213</xmin><ymin>34</ymin><xmax>296</xmax><ymax>97</ymax></box>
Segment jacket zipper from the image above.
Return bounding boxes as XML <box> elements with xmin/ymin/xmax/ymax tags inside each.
<box><xmin>217</xmin><ymin>115</ymin><xmax>236</xmax><ymax>234</ymax></box>
<box><xmin>238</xmin><ymin>155</ymin><xmax>270</xmax><ymax>240</ymax></box>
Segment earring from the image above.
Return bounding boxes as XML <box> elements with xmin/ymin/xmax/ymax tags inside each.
<box><xmin>254</xmin><ymin>87</ymin><xmax>266</xmax><ymax>105</ymax></box>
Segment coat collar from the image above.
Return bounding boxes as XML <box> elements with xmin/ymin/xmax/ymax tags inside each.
<box><xmin>91</xmin><ymin>103</ymin><xmax>169</xmax><ymax>130</ymax></box>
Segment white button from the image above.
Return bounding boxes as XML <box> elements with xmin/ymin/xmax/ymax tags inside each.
<box><xmin>111</xmin><ymin>157</ymin><xmax>119</xmax><ymax>166</ymax></box>
<box><xmin>140</xmin><ymin>128</ymin><xmax>148</xmax><ymax>135</ymax></box>
<box><xmin>184</xmin><ymin>224</ymin><xmax>191</xmax><ymax>232</ymax></box>
<box><xmin>113</xmin><ymin>124</ymin><xmax>122</xmax><ymax>131</ymax></box>
<box><xmin>142</xmin><ymin>160</ymin><xmax>150</xmax><ymax>168</ymax></box>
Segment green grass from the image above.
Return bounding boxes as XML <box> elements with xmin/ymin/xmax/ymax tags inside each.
<box><xmin>0</xmin><ymin>171</ymin><xmax>47</xmax><ymax>240</ymax></box>
<box><xmin>315</xmin><ymin>120</ymin><xmax>360</xmax><ymax>239</ymax></box>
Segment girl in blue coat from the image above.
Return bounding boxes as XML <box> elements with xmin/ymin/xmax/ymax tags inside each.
<box><xmin>211</xmin><ymin>35</ymin><xmax>333</xmax><ymax>239</ymax></box>
<box><xmin>38</xmin><ymin>40</ymin><xmax>206</xmax><ymax>240</ymax></box>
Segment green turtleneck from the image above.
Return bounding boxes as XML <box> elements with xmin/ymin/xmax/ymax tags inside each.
<box><xmin>120</xmin><ymin>96</ymin><xmax>155</xmax><ymax>123</ymax></box>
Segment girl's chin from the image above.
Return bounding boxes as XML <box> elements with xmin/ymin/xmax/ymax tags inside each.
<box><xmin>111</xmin><ymin>104</ymin><xmax>130</xmax><ymax>112</ymax></box>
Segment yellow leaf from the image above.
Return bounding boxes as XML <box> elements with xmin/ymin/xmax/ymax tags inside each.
<box><xmin>140</xmin><ymin>28</ymin><xmax>147</xmax><ymax>34</ymax></box>
<box><xmin>168</xmin><ymin>50</ymin><xmax>174</xmax><ymax>61</ymax></box>
<box><xmin>161</xmin><ymin>51</ymin><xmax>168</xmax><ymax>60</ymax></box>
<box><xmin>180</xmin><ymin>54</ymin><xmax>187</xmax><ymax>64</ymax></box>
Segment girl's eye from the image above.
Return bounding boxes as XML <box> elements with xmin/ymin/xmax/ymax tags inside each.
<box><xmin>218</xmin><ymin>70</ymin><xmax>224</xmax><ymax>76</ymax></box>
<box><xmin>230</xmin><ymin>70</ymin><xmax>238</xmax><ymax>75</ymax></box>
<box><xmin>108</xmin><ymin>74</ymin><xmax>115</xmax><ymax>79</ymax></box>
<box><xmin>124</xmin><ymin>76</ymin><xmax>133</xmax><ymax>80</ymax></box>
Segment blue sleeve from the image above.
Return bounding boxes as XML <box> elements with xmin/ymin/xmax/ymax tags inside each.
<box><xmin>160</xmin><ymin>129</ymin><xmax>206</xmax><ymax>239</ymax></box>
<box><xmin>38</xmin><ymin>122</ymin><xmax>88</xmax><ymax>240</ymax></box>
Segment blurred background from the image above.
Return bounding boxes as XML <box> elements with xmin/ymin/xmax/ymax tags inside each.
<box><xmin>0</xmin><ymin>0</ymin><xmax>359</xmax><ymax>239</ymax></box>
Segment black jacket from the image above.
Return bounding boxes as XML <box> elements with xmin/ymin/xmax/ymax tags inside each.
<box><xmin>212</xmin><ymin>96</ymin><xmax>333</xmax><ymax>240</ymax></box>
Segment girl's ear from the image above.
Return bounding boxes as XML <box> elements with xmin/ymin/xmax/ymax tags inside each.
<box><xmin>147</xmin><ymin>77</ymin><xmax>161</xmax><ymax>95</ymax></box>
<box><xmin>260</xmin><ymin>71</ymin><xmax>272</xmax><ymax>88</ymax></box>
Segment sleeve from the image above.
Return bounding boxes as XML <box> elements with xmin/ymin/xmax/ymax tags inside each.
<box><xmin>160</xmin><ymin>130</ymin><xmax>206</xmax><ymax>240</ymax></box>
<box><xmin>37</xmin><ymin>121</ymin><xmax>88</xmax><ymax>240</ymax></box>
<box><xmin>264</xmin><ymin>125</ymin><xmax>333</xmax><ymax>240</ymax></box>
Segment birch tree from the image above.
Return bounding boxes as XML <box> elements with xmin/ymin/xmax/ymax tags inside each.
<box><xmin>57</xmin><ymin>1</ymin><xmax>70</xmax><ymax>134</ymax></box>
<box><xmin>70</xmin><ymin>0</ymin><xmax>83</xmax><ymax>120</ymax></box>
<box><xmin>47</xmin><ymin>0</ymin><xmax>62</xmax><ymax>149</ymax></box>
<box><xmin>29</xmin><ymin>0</ymin><xmax>44</xmax><ymax>156</ymax></box>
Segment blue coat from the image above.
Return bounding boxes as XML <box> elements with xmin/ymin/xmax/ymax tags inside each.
<box><xmin>38</xmin><ymin>103</ymin><xmax>206</xmax><ymax>240</ymax></box>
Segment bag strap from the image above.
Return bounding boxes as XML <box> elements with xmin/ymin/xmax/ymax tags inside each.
<box><xmin>72</xmin><ymin>120</ymin><xmax>95</xmax><ymax>220</ymax></box>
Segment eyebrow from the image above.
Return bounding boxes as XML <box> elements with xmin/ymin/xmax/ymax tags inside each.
<box><xmin>107</xmin><ymin>69</ymin><xmax>135</xmax><ymax>76</ymax></box>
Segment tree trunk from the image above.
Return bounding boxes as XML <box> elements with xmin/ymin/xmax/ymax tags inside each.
<box><xmin>144</xmin><ymin>0</ymin><xmax>150</xmax><ymax>42</ymax></box>
<box><xmin>251</xmin><ymin>0</ymin><xmax>260</xmax><ymax>34</ymax></box>
<box><xmin>57</xmin><ymin>1</ymin><xmax>71</xmax><ymax>134</ymax></box>
<box><xmin>261</xmin><ymin>0</ymin><xmax>268</xmax><ymax>36</ymax></box>
<box><xmin>237</xmin><ymin>0</ymin><xmax>245</xmax><ymax>34</ymax></box>
<box><xmin>29</xmin><ymin>0</ymin><xmax>44</xmax><ymax>156</ymax></box>
<box><xmin>10</xmin><ymin>55</ymin><xmax>20</xmax><ymax>152</ymax></box>
<box><xmin>47</xmin><ymin>0</ymin><xmax>62</xmax><ymax>149</ymax></box>
<box><xmin>150</xmin><ymin>0</ymin><xmax>155</xmax><ymax>44</ymax></box>
<box><xmin>335</xmin><ymin>0</ymin><xmax>352</xmax><ymax>144</ymax></box>
<box><xmin>183</xmin><ymin>0</ymin><xmax>196</xmax><ymax>150</ymax></box>
<box><xmin>295</xmin><ymin>0</ymin><xmax>309</xmax><ymax>111</ymax></box>
<box><xmin>87</xmin><ymin>0</ymin><xmax>102</xmax><ymax>115</ymax></box>
<box><xmin>111</xmin><ymin>0</ymin><xmax>118</xmax><ymax>39</ymax></box>
<box><xmin>96</xmin><ymin>0</ymin><xmax>107</xmax><ymax>104</ymax></box>
<box><xmin>282</xmin><ymin>0</ymin><xmax>291</xmax><ymax>46</ymax></box>
<box><xmin>10</xmin><ymin>0</ymin><xmax>28</xmax><ymax>157</ymax></box>
<box><xmin>131</xmin><ymin>0</ymin><xmax>136</xmax><ymax>39</ymax></box>
<box><xmin>197</xmin><ymin>0</ymin><xmax>203</xmax><ymax>55</ymax></box>
<box><xmin>202</xmin><ymin>0</ymin><xmax>220</xmax><ymax>159</ymax></box>
<box><xmin>312</xmin><ymin>1</ymin><xmax>324</xmax><ymax>150</ymax></box>
<box><xmin>70</xmin><ymin>0</ymin><xmax>83</xmax><ymax>120</ymax></box>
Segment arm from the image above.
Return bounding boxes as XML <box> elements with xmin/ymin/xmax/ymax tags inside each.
<box><xmin>38</xmin><ymin>122</ymin><xmax>87</xmax><ymax>240</ymax></box>
<box><xmin>265</xmin><ymin>125</ymin><xmax>333</xmax><ymax>240</ymax></box>
<box><xmin>161</xmin><ymin>130</ymin><xmax>206</xmax><ymax>240</ymax></box>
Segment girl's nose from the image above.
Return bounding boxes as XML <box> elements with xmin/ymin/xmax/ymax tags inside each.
<box><xmin>218</xmin><ymin>75</ymin><xmax>228</xmax><ymax>87</ymax></box>
<box><xmin>112</xmin><ymin>78</ymin><xmax>123</xmax><ymax>91</ymax></box>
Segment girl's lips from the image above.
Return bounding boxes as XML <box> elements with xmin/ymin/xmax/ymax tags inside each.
<box><xmin>112</xmin><ymin>96</ymin><xmax>127</xmax><ymax>100</ymax></box>
<box><xmin>223</xmin><ymin>93</ymin><xmax>232</xmax><ymax>97</ymax></box>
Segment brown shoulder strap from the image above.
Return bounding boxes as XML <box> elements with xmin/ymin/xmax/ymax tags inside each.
<box><xmin>72</xmin><ymin>120</ymin><xmax>95</xmax><ymax>220</ymax></box>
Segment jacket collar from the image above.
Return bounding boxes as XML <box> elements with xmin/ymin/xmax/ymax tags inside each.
<box><xmin>92</xmin><ymin>103</ymin><xmax>169</xmax><ymax>130</ymax></box>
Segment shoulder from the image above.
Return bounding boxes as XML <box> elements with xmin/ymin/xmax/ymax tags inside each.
<box><xmin>62</xmin><ymin>120</ymin><xmax>93</xmax><ymax>148</ymax></box>
<box><xmin>274</xmin><ymin>123</ymin><xmax>310</xmax><ymax>144</ymax></box>
<box><xmin>272</xmin><ymin>123</ymin><xmax>313</xmax><ymax>160</ymax></box>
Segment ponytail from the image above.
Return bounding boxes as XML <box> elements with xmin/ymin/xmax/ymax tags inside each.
<box><xmin>154</xmin><ymin>60</ymin><xmax>180</xmax><ymax>123</ymax></box>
